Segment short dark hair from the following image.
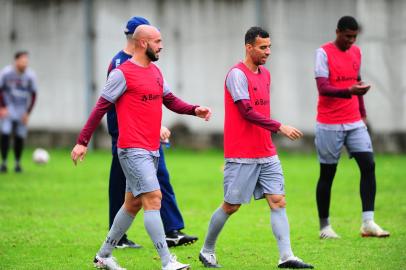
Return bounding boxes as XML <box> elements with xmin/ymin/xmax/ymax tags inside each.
<box><xmin>14</xmin><ymin>51</ymin><xmax>28</xmax><ymax>60</ymax></box>
<box><xmin>245</xmin><ymin>26</ymin><xmax>269</xmax><ymax>45</ymax></box>
<box><xmin>337</xmin><ymin>16</ymin><xmax>359</xmax><ymax>31</ymax></box>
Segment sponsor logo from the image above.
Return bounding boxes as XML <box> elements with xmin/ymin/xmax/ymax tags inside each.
<box><xmin>154</xmin><ymin>241</ymin><xmax>166</xmax><ymax>249</ymax></box>
<box><xmin>106</xmin><ymin>236</ymin><xmax>118</xmax><ymax>246</ymax></box>
<box><xmin>335</xmin><ymin>75</ymin><xmax>357</xmax><ymax>82</ymax></box>
<box><xmin>254</xmin><ymin>98</ymin><xmax>269</xmax><ymax>106</ymax></box>
<box><xmin>141</xmin><ymin>94</ymin><xmax>162</xmax><ymax>102</ymax></box>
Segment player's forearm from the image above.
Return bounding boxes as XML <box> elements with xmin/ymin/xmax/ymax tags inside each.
<box><xmin>357</xmin><ymin>76</ymin><xmax>367</xmax><ymax>117</ymax></box>
<box><xmin>358</xmin><ymin>95</ymin><xmax>366</xmax><ymax>118</ymax></box>
<box><xmin>316</xmin><ymin>77</ymin><xmax>352</xmax><ymax>98</ymax></box>
<box><xmin>163</xmin><ymin>92</ymin><xmax>198</xmax><ymax>115</ymax></box>
<box><xmin>27</xmin><ymin>92</ymin><xmax>36</xmax><ymax>113</ymax></box>
<box><xmin>236</xmin><ymin>99</ymin><xmax>281</xmax><ymax>133</ymax></box>
<box><xmin>76</xmin><ymin>96</ymin><xmax>113</xmax><ymax>146</ymax></box>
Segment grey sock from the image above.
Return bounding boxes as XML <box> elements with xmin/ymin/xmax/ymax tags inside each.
<box><xmin>144</xmin><ymin>210</ymin><xmax>171</xmax><ymax>267</ymax></box>
<box><xmin>319</xmin><ymin>217</ymin><xmax>330</xmax><ymax>230</ymax></box>
<box><xmin>98</xmin><ymin>206</ymin><xmax>134</xmax><ymax>257</ymax></box>
<box><xmin>362</xmin><ymin>211</ymin><xmax>374</xmax><ymax>223</ymax></box>
<box><xmin>271</xmin><ymin>208</ymin><xmax>294</xmax><ymax>261</ymax></box>
<box><xmin>202</xmin><ymin>207</ymin><xmax>230</xmax><ymax>253</ymax></box>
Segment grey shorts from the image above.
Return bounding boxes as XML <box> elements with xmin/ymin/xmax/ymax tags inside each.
<box><xmin>223</xmin><ymin>156</ymin><xmax>285</xmax><ymax>204</ymax></box>
<box><xmin>117</xmin><ymin>148</ymin><xmax>160</xmax><ymax>197</ymax></box>
<box><xmin>1</xmin><ymin>118</ymin><xmax>27</xmax><ymax>138</ymax></box>
<box><xmin>315</xmin><ymin>125</ymin><xmax>373</xmax><ymax>164</ymax></box>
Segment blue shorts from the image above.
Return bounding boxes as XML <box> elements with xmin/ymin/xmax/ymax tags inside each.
<box><xmin>223</xmin><ymin>156</ymin><xmax>285</xmax><ymax>204</ymax></box>
<box><xmin>117</xmin><ymin>148</ymin><xmax>160</xmax><ymax>197</ymax></box>
<box><xmin>1</xmin><ymin>118</ymin><xmax>27</xmax><ymax>138</ymax></box>
<box><xmin>315</xmin><ymin>125</ymin><xmax>373</xmax><ymax>164</ymax></box>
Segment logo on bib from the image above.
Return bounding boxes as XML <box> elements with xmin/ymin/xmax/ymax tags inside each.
<box><xmin>156</xmin><ymin>77</ymin><xmax>163</xmax><ymax>88</ymax></box>
<box><xmin>352</xmin><ymin>61</ymin><xmax>359</xmax><ymax>71</ymax></box>
<box><xmin>141</xmin><ymin>94</ymin><xmax>162</xmax><ymax>102</ymax></box>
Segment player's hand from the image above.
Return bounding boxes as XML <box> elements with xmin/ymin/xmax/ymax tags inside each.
<box><xmin>278</xmin><ymin>124</ymin><xmax>303</xmax><ymax>140</ymax></box>
<box><xmin>21</xmin><ymin>113</ymin><xmax>29</xmax><ymax>125</ymax></box>
<box><xmin>0</xmin><ymin>107</ymin><xmax>8</xmax><ymax>118</ymax></box>
<box><xmin>71</xmin><ymin>144</ymin><xmax>88</xmax><ymax>166</ymax></box>
<box><xmin>349</xmin><ymin>82</ymin><xmax>370</xmax><ymax>96</ymax></box>
<box><xmin>160</xmin><ymin>126</ymin><xmax>171</xmax><ymax>141</ymax></box>
<box><xmin>195</xmin><ymin>106</ymin><xmax>212</xmax><ymax>121</ymax></box>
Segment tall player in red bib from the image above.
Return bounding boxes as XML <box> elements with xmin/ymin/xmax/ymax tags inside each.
<box><xmin>314</xmin><ymin>16</ymin><xmax>389</xmax><ymax>239</ymax></box>
<box><xmin>71</xmin><ymin>25</ymin><xmax>211</xmax><ymax>270</ymax></box>
<box><xmin>199</xmin><ymin>27</ymin><xmax>313</xmax><ymax>269</ymax></box>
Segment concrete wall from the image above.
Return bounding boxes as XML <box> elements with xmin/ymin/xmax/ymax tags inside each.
<box><xmin>0</xmin><ymin>0</ymin><xmax>405</xmax><ymax>149</ymax></box>
<box><xmin>0</xmin><ymin>0</ymin><xmax>87</xmax><ymax>130</ymax></box>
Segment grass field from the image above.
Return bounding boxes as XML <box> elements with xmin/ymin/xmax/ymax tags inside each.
<box><xmin>0</xmin><ymin>148</ymin><xmax>405</xmax><ymax>270</ymax></box>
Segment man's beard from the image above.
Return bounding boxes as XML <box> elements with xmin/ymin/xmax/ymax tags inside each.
<box><xmin>146</xmin><ymin>45</ymin><xmax>159</xmax><ymax>62</ymax></box>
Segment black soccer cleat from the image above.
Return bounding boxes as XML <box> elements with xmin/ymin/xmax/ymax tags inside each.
<box><xmin>199</xmin><ymin>252</ymin><xmax>222</xmax><ymax>268</ymax></box>
<box><xmin>0</xmin><ymin>164</ymin><xmax>7</xmax><ymax>173</ymax></box>
<box><xmin>278</xmin><ymin>256</ymin><xmax>314</xmax><ymax>269</ymax></box>
<box><xmin>14</xmin><ymin>164</ymin><xmax>23</xmax><ymax>173</ymax></box>
<box><xmin>115</xmin><ymin>238</ymin><xmax>142</xmax><ymax>249</ymax></box>
<box><xmin>166</xmin><ymin>230</ymin><xmax>198</xmax><ymax>247</ymax></box>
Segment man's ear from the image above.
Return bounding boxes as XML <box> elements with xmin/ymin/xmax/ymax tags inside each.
<box><xmin>140</xmin><ymin>39</ymin><xmax>147</xmax><ymax>49</ymax></box>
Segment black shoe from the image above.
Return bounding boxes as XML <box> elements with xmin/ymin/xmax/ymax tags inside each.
<box><xmin>115</xmin><ymin>238</ymin><xmax>142</xmax><ymax>249</ymax></box>
<box><xmin>14</xmin><ymin>164</ymin><xmax>22</xmax><ymax>173</ymax></box>
<box><xmin>0</xmin><ymin>164</ymin><xmax>7</xmax><ymax>173</ymax></box>
<box><xmin>278</xmin><ymin>256</ymin><xmax>314</xmax><ymax>269</ymax></box>
<box><xmin>166</xmin><ymin>230</ymin><xmax>198</xmax><ymax>247</ymax></box>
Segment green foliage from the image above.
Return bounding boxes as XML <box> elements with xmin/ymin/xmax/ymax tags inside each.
<box><xmin>0</xmin><ymin>149</ymin><xmax>405</xmax><ymax>269</ymax></box>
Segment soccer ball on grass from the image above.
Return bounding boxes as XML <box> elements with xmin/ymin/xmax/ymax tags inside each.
<box><xmin>32</xmin><ymin>148</ymin><xmax>50</xmax><ymax>164</ymax></box>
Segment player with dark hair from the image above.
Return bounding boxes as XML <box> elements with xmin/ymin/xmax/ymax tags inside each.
<box><xmin>337</xmin><ymin>15</ymin><xmax>359</xmax><ymax>31</ymax></box>
<box><xmin>198</xmin><ymin>26</ymin><xmax>313</xmax><ymax>269</ymax></box>
<box><xmin>71</xmin><ymin>25</ymin><xmax>211</xmax><ymax>270</ymax></box>
<box><xmin>106</xmin><ymin>16</ymin><xmax>197</xmax><ymax>249</ymax></box>
<box><xmin>314</xmin><ymin>15</ymin><xmax>390</xmax><ymax>239</ymax></box>
<box><xmin>0</xmin><ymin>51</ymin><xmax>37</xmax><ymax>173</ymax></box>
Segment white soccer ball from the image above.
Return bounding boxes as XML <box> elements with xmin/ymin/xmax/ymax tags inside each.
<box><xmin>32</xmin><ymin>148</ymin><xmax>50</xmax><ymax>164</ymax></box>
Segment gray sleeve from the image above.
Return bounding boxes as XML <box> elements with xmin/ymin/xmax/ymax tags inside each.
<box><xmin>101</xmin><ymin>69</ymin><xmax>127</xmax><ymax>103</ymax></box>
<box><xmin>28</xmin><ymin>70</ymin><xmax>38</xmax><ymax>92</ymax></box>
<box><xmin>226</xmin><ymin>68</ymin><xmax>249</xmax><ymax>102</ymax></box>
<box><xmin>163</xmin><ymin>78</ymin><xmax>171</xmax><ymax>96</ymax></box>
<box><xmin>314</xmin><ymin>48</ymin><xmax>329</xmax><ymax>78</ymax></box>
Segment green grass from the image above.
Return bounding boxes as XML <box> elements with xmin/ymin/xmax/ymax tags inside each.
<box><xmin>0</xmin><ymin>148</ymin><xmax>405</xmax><ymax>269</ymax></box>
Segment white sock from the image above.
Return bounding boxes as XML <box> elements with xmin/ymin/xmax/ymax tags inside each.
<box><xmin>362</xmin><ymin>211</ymin><xmax>374</xmax><ymax>223</ymax></box>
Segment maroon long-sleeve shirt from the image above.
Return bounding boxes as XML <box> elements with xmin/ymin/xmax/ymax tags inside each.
<box><xmin>235</xmin><ymin>99</ymin><xmax>281</xmax><ymax>133</ymax></box>
<box><xmin>77</xmin><ymin>93</ymin><xmax>197</xmax><ymax>146</ymax></box>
